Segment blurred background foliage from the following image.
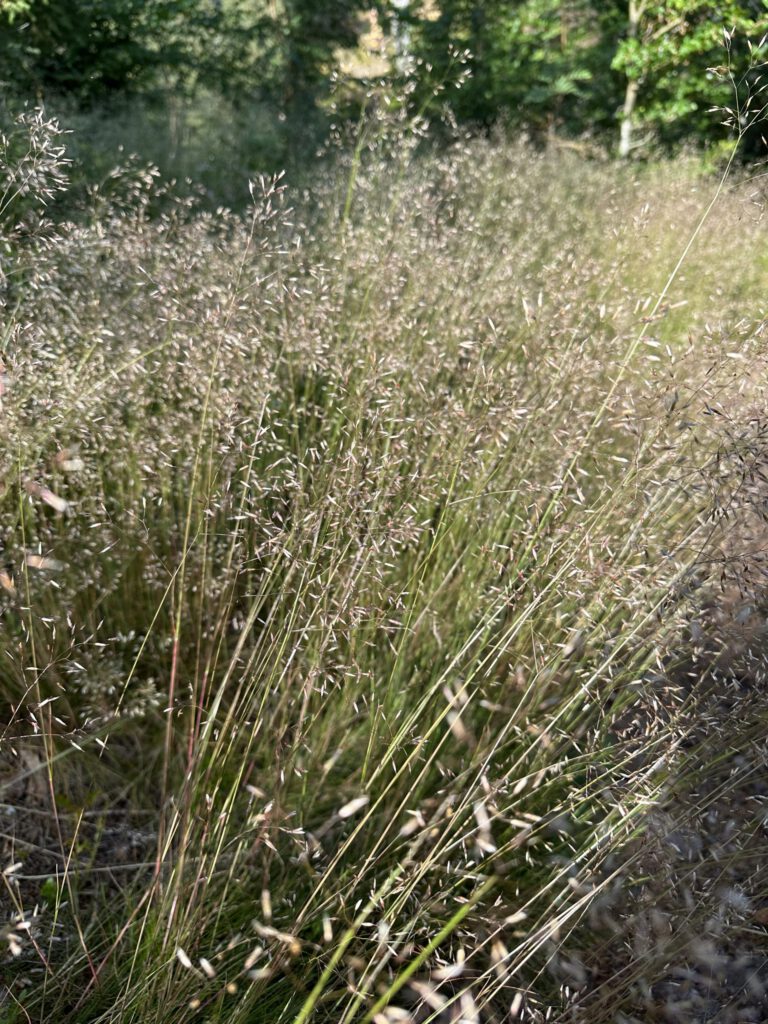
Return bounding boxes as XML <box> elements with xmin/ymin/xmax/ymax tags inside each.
<box><xmin>0</xmin><ymin>1</ymin><xmax>766</xmax><ymax>197</ymax></box>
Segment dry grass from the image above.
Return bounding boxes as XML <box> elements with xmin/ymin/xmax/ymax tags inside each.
<box><xmin>1</xmin><ymin>108</ymin><xmax>767</xmax><ymax>1023</ymax></box>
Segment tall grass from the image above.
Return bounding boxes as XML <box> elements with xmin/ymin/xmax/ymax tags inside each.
<box><xmin>1</xmin><ymin>109</ymin><xmax>767</xmax><ymax>1023</ymax></box>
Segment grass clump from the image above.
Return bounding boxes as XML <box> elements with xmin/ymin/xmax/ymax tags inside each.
<box><xmin>1</xmin><ymin>110</ymin><xmax>768</xmax><ymax>1023</ymax></box>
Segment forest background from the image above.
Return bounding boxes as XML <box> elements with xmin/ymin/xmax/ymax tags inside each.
<box><xmin>2</xmin><ymin>0</ymin><xmax>767</xmax><ymax>203</ymax></box>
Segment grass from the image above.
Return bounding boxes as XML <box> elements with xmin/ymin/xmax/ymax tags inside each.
<box><xmin>1</xmin><ymin>107</ymin><xmax>768</xmax><ymax>1023</ymax></box>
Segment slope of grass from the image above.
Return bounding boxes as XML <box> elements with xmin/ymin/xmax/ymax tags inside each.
<box><xmin>1</xmin><ymin>110</ymin><xmax>767</xmax><ymax>1023</ymax></box>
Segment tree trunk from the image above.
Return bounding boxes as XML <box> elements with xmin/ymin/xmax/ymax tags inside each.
<box><xmin>619</xmin><ymin>78</ymin><xmax>639</xmax><ymax>157</ymax></box>
<box><xmin>619</xmin><ymin>0</ymin><xmax>642</xmax><ymax>158</ymax></box>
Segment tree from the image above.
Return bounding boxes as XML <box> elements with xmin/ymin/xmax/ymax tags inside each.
<box><xmin>0</xmin><ymin>0</ymin><xmax>217</xmax><ymax>102</ymax></box>
<box><xmin>612</xmin><ymin>0</ymin><xmax>768</xmax><ymax>156</ymax></box>
<box><xmin>0</xmin><ymin>0</ymin><xmax>367</xmax><ymax>110</ymax></box>
<box><xmin>399</xmin><ymin>1</ymin><xmax>624</xmax><ymax>137</ymax></box>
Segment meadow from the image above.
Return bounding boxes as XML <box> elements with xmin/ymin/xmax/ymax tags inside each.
<box><xmin>1</xmin><ymin>108</ymin><xmax>768</xmax><ymax>1023</ymax></box>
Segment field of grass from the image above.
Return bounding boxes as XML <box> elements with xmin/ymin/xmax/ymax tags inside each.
<box><xmin>1</xmin><ymin>109</ymin><xmax>768</xmax><ymax>1023</ymax></box>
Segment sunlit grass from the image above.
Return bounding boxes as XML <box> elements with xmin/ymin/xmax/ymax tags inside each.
<box><xmin>1</xmin><ymin>109</ymin><xmax>767</xmax><ymax>1023</ymax></box>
